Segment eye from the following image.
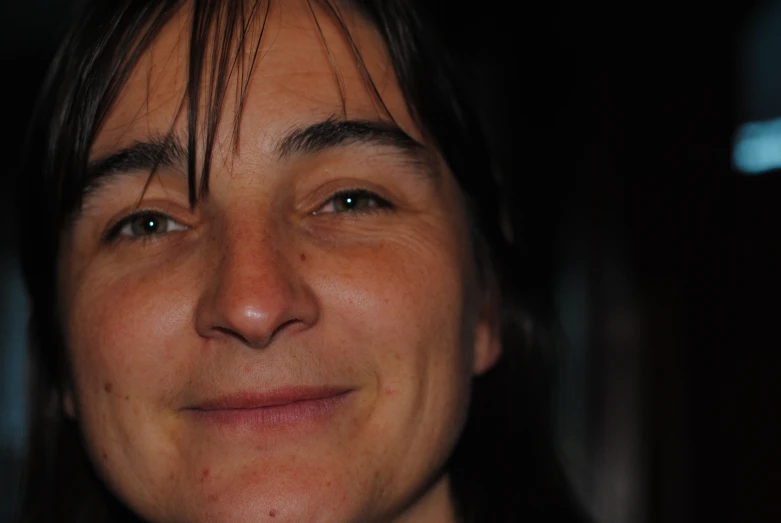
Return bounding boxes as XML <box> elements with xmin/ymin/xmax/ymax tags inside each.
<box><xmin>106</xmin><ymin>211</ymin><xmax>188</xmax><ymax>241</ymax></box>
<box><xmin>317</xmin><ymin>189</ymin><xmax>393</xmax><ymax>214</ymax></box>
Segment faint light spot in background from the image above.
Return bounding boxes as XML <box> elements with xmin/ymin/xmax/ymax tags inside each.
<box><xmin>733</xmin><ymin>117</ymin><xmax>781</xmax><ymax>174</ymax></box>
<box><xmin>0</xmin><ymin>254</ymin><xmax>28</xmax><ymax>454</ymax></box>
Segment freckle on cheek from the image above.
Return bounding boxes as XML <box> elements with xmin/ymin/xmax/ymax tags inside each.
<box><xmin>299</xmin><ymin>253</ymin><xmax>306</xmax><ymax>261</ymax></box>
<box><xmin>104</xmin><ymin>383</ymin><xmax>113</xmax><ymax>393</ymax></box>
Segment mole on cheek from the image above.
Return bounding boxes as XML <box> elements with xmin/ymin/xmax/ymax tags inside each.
<box><xmin>269</xmin><ymin>509</ymin><xmax>277</xmax><ymax>517</ymax></box>
<box><xmin>104</xmin><ymin>383</ymin><xmax>113</xmax><ymax>393</ymax></box>
<box><xmin>299</xmin><ymin>253</ymin><xmax>306</xmax><ymax>261</ymax></box>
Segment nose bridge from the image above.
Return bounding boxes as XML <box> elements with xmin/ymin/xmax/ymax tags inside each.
<box><xmin>218</xmin><ymin>213</ymin><xmax>291</xmax><ymax>294</ymax></box>
<box><xmin>220</xmin><ymin>211</ymin><xmax>290</xmax><ymax>290</ymax></box>
<box><xmin>196</xmin><ymin>208</ymin><xmax>310</xmax><ymax>348</ymax></box>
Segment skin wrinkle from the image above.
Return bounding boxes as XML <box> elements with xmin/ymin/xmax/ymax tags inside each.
<box><xmin>59</xmin><ymin>1</ymin><xmax>500</xmax><ymax>522</ymax></box>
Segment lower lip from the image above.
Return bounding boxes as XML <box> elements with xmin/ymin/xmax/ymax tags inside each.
<box><xmin>188</xmin><ymin>392</ymin><xmax>352</xmax><ymax>429</ymax></box>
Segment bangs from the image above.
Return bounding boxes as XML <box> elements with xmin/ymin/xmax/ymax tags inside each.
<box><xmin>53</xmin><ymin>0</ymin><xmax>393</xmax><ymax>221</ymax></box>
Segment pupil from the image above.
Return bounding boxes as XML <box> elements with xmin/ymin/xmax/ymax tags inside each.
<box><xmin>335</xmin><ymin>194</ymin><xmax>359</xmax><ymax>212</ymax></box>
<box><xmin>143</xmin><ymin>217</ymin><xmax>158</xmax><ymax>231</ymax></box>
<box><xmin>132</xmin><ymin>213</ymin><xmax>166</xmax><ymax>236</ymax></box>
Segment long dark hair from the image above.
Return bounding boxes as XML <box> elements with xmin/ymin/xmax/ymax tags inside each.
<box><xmin>16</xmin><ymin>1</ymin><xmax>590</xmax><ymax>521</ymax></box>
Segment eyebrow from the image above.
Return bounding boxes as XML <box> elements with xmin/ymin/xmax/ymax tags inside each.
<box><xmin>84</xmin><ymin>118</ymin><xmax>435</xmax><ymax>199</ymax></box>
<box><xmin>85</xmin><ymin>134</ymin><xmax>187</xmax><ymax>195</ymax></box>
<box><xmin>276</xmin><ymin>118</ymin><xmax>430</xmax><ymax>164</ymax></box>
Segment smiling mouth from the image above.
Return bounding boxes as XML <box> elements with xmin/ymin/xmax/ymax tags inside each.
<box><xmin>187</xmin><ymin>386</ymin><xmax>354</xmax><ymax>428</ymax></box>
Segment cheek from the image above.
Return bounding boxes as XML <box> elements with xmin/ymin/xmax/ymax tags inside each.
<box><xmin>67</xmin><ymin>273</ymin><xmax>192</xmax><ymax>394</ymax></box>
<box><xmin>309</xmin><ymin>227</ymin><xmax>476</xmax><ymax>466</ymax></box>
<box><xmin>317</xmin><ymin>229</ymin><xmax>472</xmax><ymax>362</ymax></box>
<box><xmin>63</xmin><ymin>264</ymin><xmax>196</xmax><ymax>462</ymax></box>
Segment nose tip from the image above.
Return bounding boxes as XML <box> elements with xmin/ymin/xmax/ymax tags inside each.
<box><xmin>195</xmin><ymin>234</ymin><xmax>318</xmax><ymax>350</ymax></box>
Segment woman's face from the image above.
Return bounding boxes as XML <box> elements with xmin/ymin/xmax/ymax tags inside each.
<box><xmin>58</xmin><ymin>1</ymin><xmax>499</xmax><ymax>522</ymax></box>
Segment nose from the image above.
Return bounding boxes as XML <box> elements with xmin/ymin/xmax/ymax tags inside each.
<box><xmin>195</xmin><ymin>218</ymin><xmax>319</xmax><ymax>350</ymax></box>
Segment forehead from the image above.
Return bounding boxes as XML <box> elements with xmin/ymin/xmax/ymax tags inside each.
<box><xmin>91</xmin><ymin>0</ymin><xmax>420</xmax><ymax>162</ymax></box>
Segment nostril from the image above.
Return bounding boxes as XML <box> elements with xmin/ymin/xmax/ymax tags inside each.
<box><xmin>213</xmin><ymin>326</ymin><xmax>253</xmax><ymax>347</ymax></box>
<box><xmin>267</xmin><ymin>318</ymin><xmax>301</xmax><ymax>346</ymax></box>
<box><xmin>211</xmin><ymin>318</ymin><xmax>301</xmax><ymax>350</ymax></box>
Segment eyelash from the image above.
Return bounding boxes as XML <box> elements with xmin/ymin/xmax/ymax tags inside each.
<box><xmin>103</xmin><ymin>189</ymin><xmax>394</xmax><ymax>243</ymax></box>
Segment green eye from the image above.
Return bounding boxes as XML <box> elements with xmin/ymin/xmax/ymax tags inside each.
<box><xmin>324</xmin><ymin>190</ymin><xmax>392</xmax><ymax>213</ymax></box>
<box><xmin>110</xmin><ymin>211</ymin><xmax>188</xmax><ymax>240</ymax></box>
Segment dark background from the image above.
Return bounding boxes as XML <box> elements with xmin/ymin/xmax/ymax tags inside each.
<box><xmin>1</xmin><ymin>1</ymin><xmax>776</xmax><ymax>521</ymax></box>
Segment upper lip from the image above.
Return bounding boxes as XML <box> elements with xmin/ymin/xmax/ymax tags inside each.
<box><xmin>189</xmin><ymin>386</ymin><xmax>353</xmax><ymax>411</ymax></box>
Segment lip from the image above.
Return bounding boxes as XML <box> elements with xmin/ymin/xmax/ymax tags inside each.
<box><xmin>186</xmin><ymin>386</ymin><xmax>354</xmax><ymax>428</ymax></box>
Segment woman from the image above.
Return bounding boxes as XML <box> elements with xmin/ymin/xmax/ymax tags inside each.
<box><xmin>16</xmin><ymin>0</ymin><xmax>590</xmax><ymax>521</ymax></box>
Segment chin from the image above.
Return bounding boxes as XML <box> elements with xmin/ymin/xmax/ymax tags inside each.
<box><xmin>155</xmin><ymin>464</ymin><xmax>367</xmax><ymax>523</ymax></box>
